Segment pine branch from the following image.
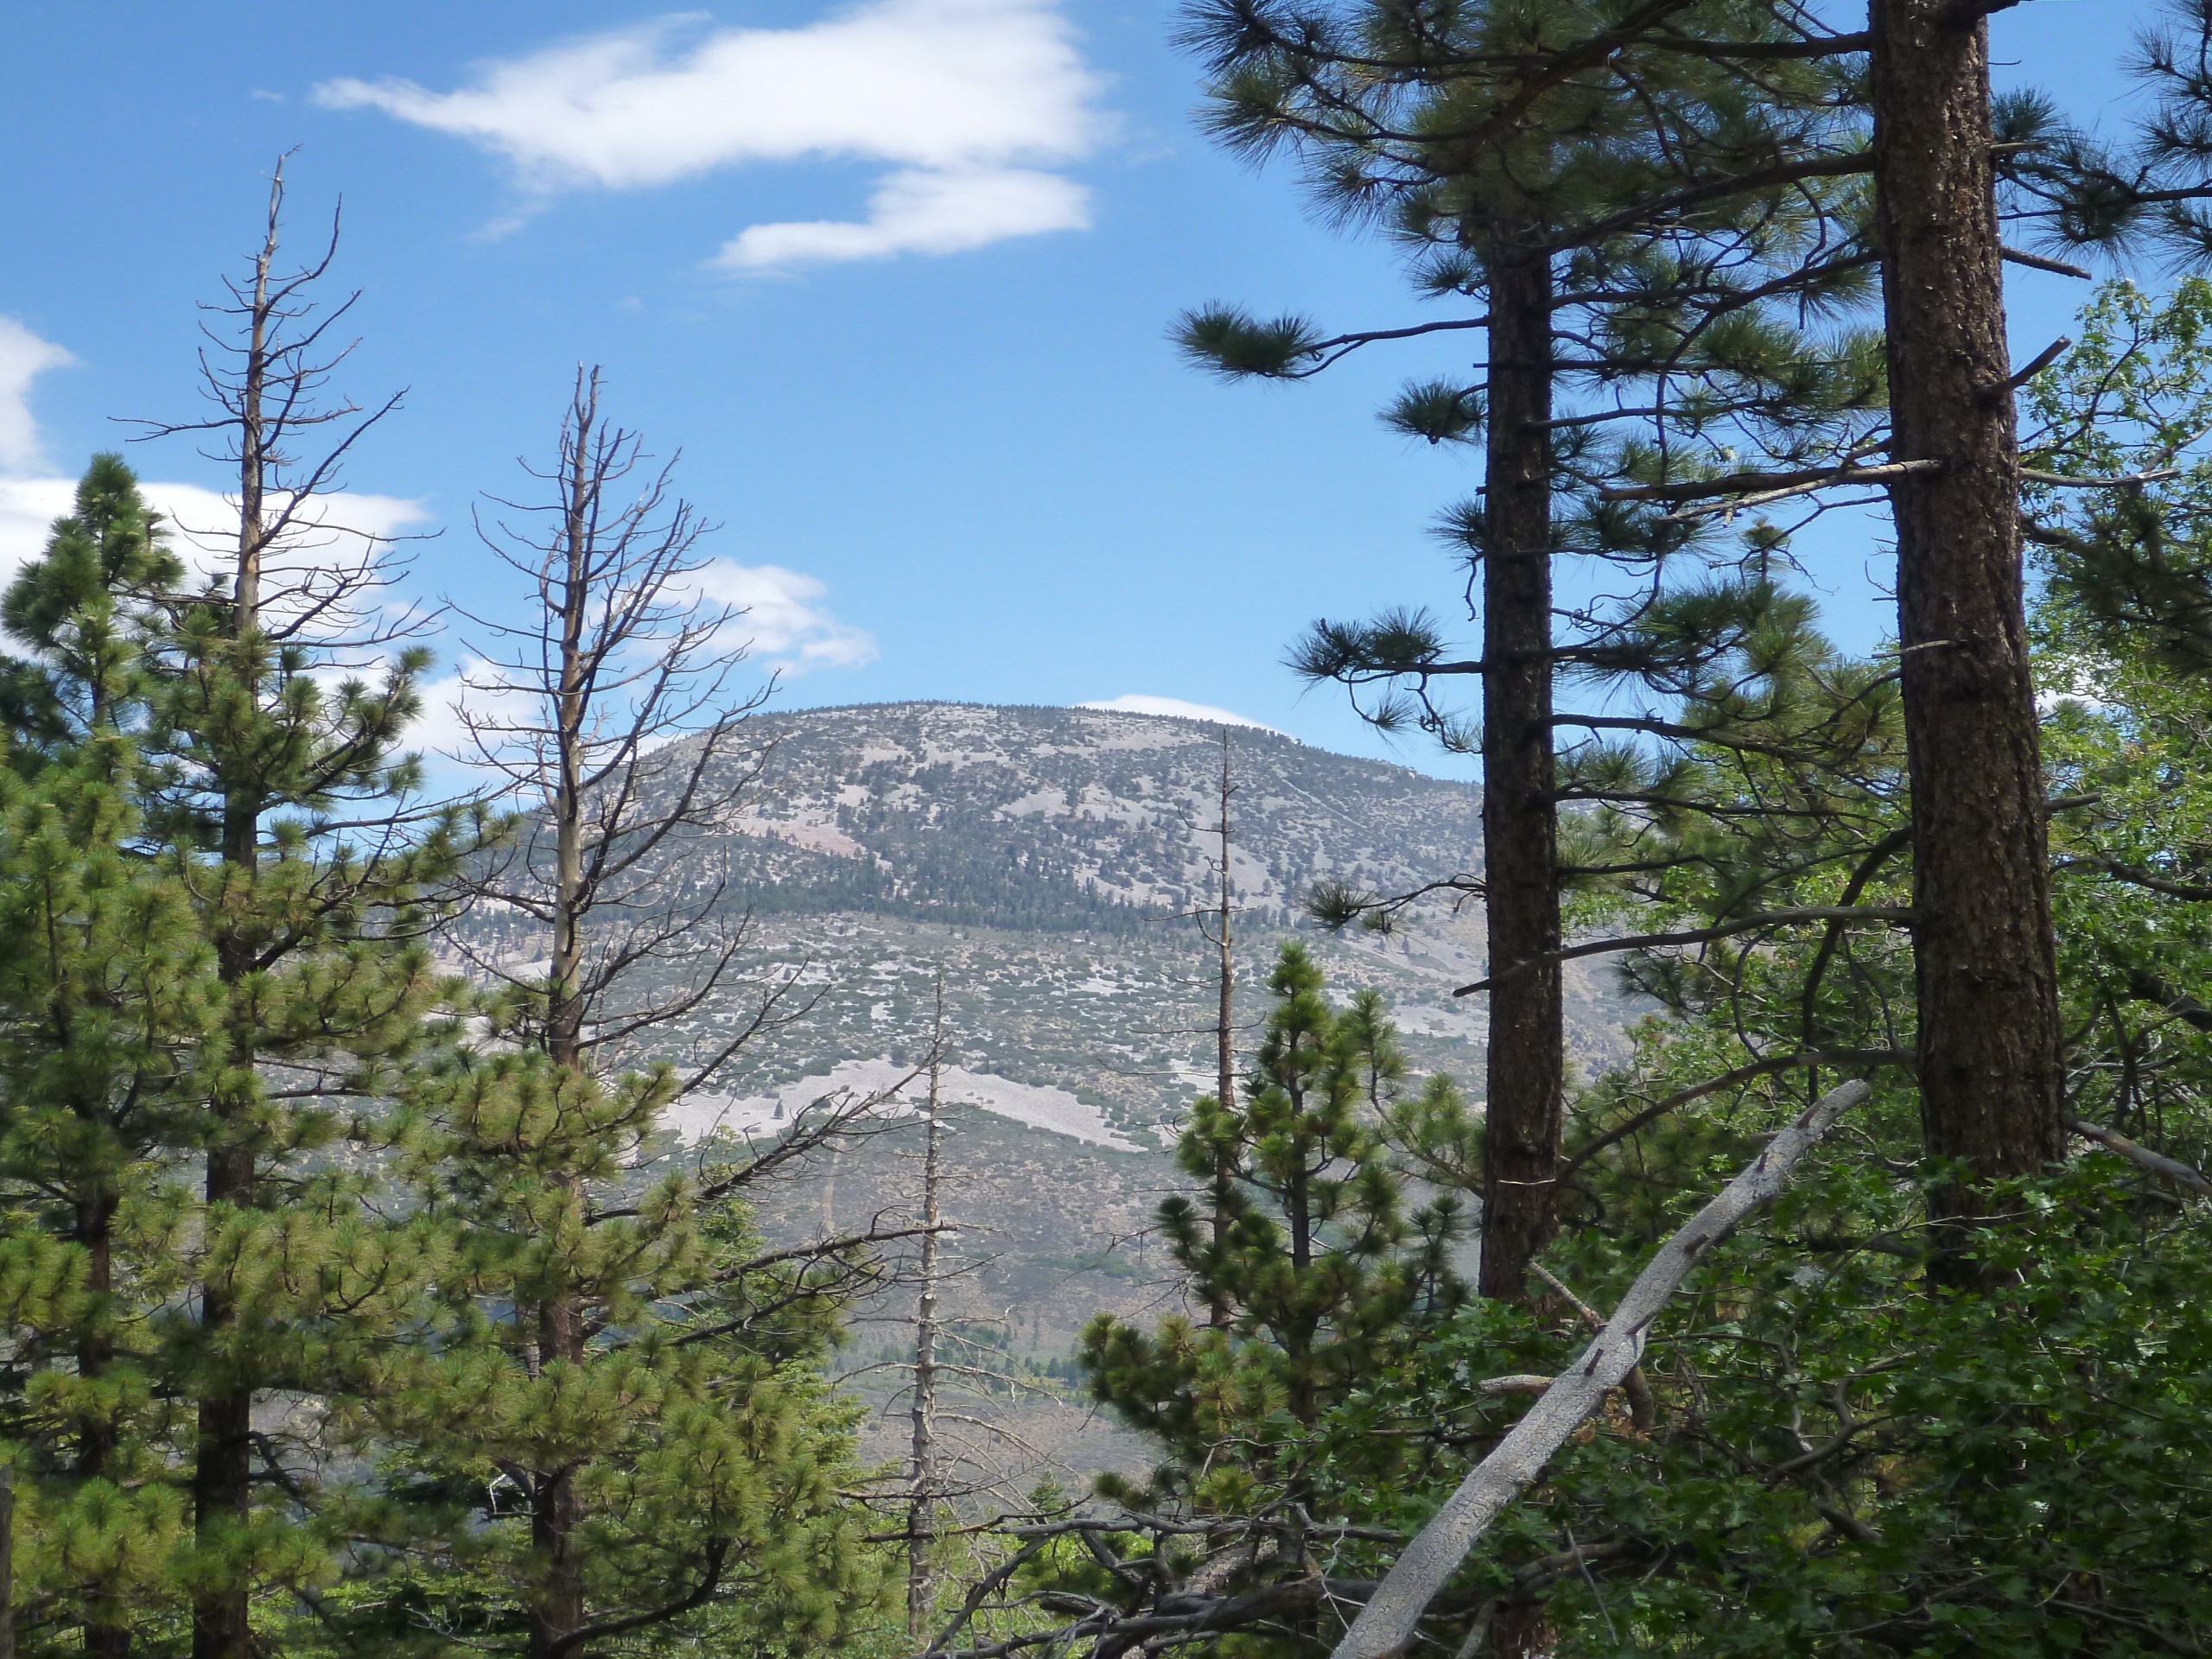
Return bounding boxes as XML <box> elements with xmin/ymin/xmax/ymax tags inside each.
<box><xmin>1560</xmin><ymin>1049</ymin><xmax>1912</xmax><ymax>1179</ymax></box>
<box><xmin>2054</xmin><ymin>856</ymin><xmax>2212</xmax><ymax>902</ymax></box>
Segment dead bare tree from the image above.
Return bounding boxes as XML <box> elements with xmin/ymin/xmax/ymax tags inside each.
<box><xmin>1199</xmin><ymin>732</ymin><xmax>1237</xmax><ymax>1326</ymax></box>
<box><xmin>440</xmin><ymin>366</ymin><xmax>925</xmax><ymax>1658</ymax></box>
<box><xmin>449</xmin><ymin>363</ymin><xmax>804</xmax><ymax>1091</ymax></box>
<box><xmin>909</xmin><ymin>975</ymin><xmax>950</xmax><ymax>1641</ymax></box>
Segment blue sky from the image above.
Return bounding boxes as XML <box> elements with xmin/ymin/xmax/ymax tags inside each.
<box><xmin>0</xmin><ymin>0</ymin><xmax>2153</xmax><ymax>776</ymax></box>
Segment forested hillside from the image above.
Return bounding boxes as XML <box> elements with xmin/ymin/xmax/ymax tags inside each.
<box><xmin>10</xmin><ymin>5</ymin><xmax>2212</xmax><ymax>1659</ymax></box>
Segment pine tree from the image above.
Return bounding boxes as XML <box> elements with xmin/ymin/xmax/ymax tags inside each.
<box><xmin>1619</xmin><ymin>0</ymin><xmax>2212</xmax><ymax>1248</ymax></box>
<box><xmin>913</xmin><ymin>950</ymin><xmax>1481</xmax><ymax>1656</ymax></box>
<box><xmin>1308</xmin><ymin>285</ymin><xmax>2212</xmax><ymax>1648</ymax></box>
<box><xmin>0</xmin><ymin>457</ymin><xmax>207</xmax><ymax>1656</ymax></box>
<box><xmin>130</xmin><ymin>163</ymin><xmax>480</xmax><ymax>1659</ymax></box>
<box><xmin>1083</xmin><ymin>944</ymin><xmax>1471</xmax><ymax>1524</ymax></box>
<box><xmin>1177</xmin><ymin>0</ymin><xmax>1881</xmax><ymax>1310</ymax></box>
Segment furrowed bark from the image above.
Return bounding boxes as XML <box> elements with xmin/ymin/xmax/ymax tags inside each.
<box><xmin>1333</xmin><ymin>1079</ymin><xmax>1871</xmax><ymax>1659</ymax></box>
<box><xmin>1869</xmin><ymin>0</ymin><xmax>2066</xmax><ymax>1264</ymax></box>
<box><xmin>1478</xmin><ymin>226</ymin><xmax>1563</xmax><ymax>1304</ymax></box>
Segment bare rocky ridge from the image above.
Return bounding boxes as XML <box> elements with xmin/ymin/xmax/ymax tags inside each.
<box><xmin>579</xmin><ymin>701</ymin><xmax>1634</xmax><ymax>1139</ymax></box>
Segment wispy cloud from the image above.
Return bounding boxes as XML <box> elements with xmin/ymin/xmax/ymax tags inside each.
<box><xmin>1077</xmin><ymin>695</ymin><xmax>1286</xmax><ymax>735</ymax></box>
<box><xmin>690</xmin><ymin>559</ymin><xmax>877</xmax><ymax>671</ymax></box>
<box><xmin>0</xmin><ymin>318</ymin><xmax>75</xmax><ymax>474</ymax></box>
<box><xmin>314</xmin><ymin>0</ymin><xmax>1108</xmax><ymax>270</ymax></box>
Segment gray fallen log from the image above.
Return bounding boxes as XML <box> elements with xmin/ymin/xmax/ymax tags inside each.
<box><xmin>1332</xmin><ymin>1078</ymin><xmax>1870</xmax><ymax>1659</ymax></box>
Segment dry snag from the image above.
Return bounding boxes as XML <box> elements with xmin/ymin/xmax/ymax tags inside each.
<box><xmin>1332</xmin><ymin>1079</ymin><xmax>1870</xmax><ymax>1659</ymax></box>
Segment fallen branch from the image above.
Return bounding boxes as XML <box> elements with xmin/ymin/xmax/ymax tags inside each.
<box><xmin>1332</xmin><ymin>1079</ymin><xmax>1871</xmax><ymax>1659</ymax></box>
<box><xmin>2067</xmin><ymin>1116</ymin><xmax>2212</xmax><ymax>1198</ymax></box>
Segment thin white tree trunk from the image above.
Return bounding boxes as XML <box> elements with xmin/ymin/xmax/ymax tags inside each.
<box><xmin>1332</xmin><ymin>1078</ymin><xmax>1870</xmax><ymax>1659</ymax></box>
<box><xmin>908</xmin><ymin>974</ymin><xmax>948</xmax><ymax>1639</ymax></box>
<box><xmin>1209</xmin><ymin>733</ymin><xmax>1236</xmax><ymax>1326</ymax></box>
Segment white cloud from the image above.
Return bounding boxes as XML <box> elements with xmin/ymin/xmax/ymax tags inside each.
<box><xmin>314</xmin><ymin>0</ymin><xmax>1107</xmax><ymax>270</ymax></box>
<box><xmin>0</xmin><ymin>476</ymin><xmax>432</xmax><ymax>588</ymax></box>
<box><xmin>0</xmin><ymin>477</ymin><xmax>73</xmax><ymax>580</ymax></box>
<box><xmin>410</xmin><ymin>560</ymin><xmax>871</xmax><ymax>784</ymax></box>
<box><xmin>0</xmin><ymin>318</ymin><xmax>75</xmax><ymax>474</ymax></box>
<box><xmin>1077</xmin><ymin>695</ymin><xmax>1286</xmax><ymax>735</ymax></box>
<box><xmin>715</xmin><ymin>166</ymin><xmax>1088</xmax><ymax>269</ymax></box>
<box><xmin>690</xmin><ymin>559</ymin><xmax>877</xmax><ymax>670</ymax></box>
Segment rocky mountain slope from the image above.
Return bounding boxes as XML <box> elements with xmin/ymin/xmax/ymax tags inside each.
<box><xmin>450</xmin><ymin>701</ymin><xmax>1640</xmax><ymax>1487</ymax></box>
<box><xmin>538</xmin><ymin>700</ymin><xmax>1635</xmax><ymax>1146</ymax></box>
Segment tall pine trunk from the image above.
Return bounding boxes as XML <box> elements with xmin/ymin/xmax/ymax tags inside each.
<box><xmin>906</xmin><ymin>994</ymin><xmax>945</xmax><ymax>1643</ymax></box>
<box><xmin>1477</xmin><ymin>228</ymin><xmax>1563</xmax><ymax>1304</ymax></box>
<box><xmin>193</xmin><ymin>193</ymin><xmax>279</xmax><ymax>1659</ymax></box>
<box><xmin>1869</xmin><ymin>0</ymin><xmax>2066</xmax><ymax>1257</ymax></box>
<box><xmin>75</xmin><ymin>1190</ymin><xmax>130</xmax><ymax>1658</ymax></box>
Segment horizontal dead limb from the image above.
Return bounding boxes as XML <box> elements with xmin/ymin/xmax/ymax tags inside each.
<box><xmin>1454</xmin><ymin>908</ymin><xmax>1914</xmax><ymax>997</ymax></box>
<box><xmin>1977</xmin><ymin>336</ymin><xmax>2069</xmax><ymax>400</ymax></box>
<box><xmin>2020</xmin><ymin>467</ymin><xmax>2180</xmax><ymax>489</ymax></box>
<box><xmin>2067</xmin><ymin>1116</ymin><xmax>2212</xmax><ymax>1198</ymax></box>
<box><xmin>2002</xmin><ymin>246</ymin><xmax>2094</xmax><ymax>279</ymax></box>
<box><xmin>1599</xmin><ymin>458</ymin><xmax>1939</xmax><ymax>505</ymax></box>
<box><xmin>1332</xmin><ymin>1080</ymin><xmax>1870</xmax><ymax>1659</ymax></box>
<box><xmin>1656</xmin><ymin>28</ymin><xmax>1869</xmax><ymax>59</ymax></box>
